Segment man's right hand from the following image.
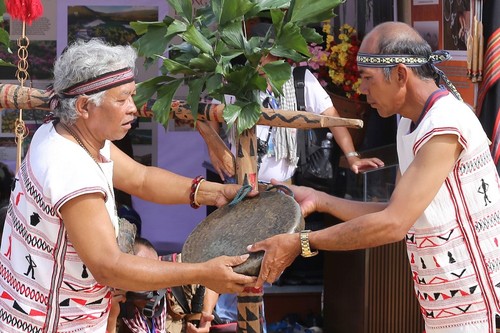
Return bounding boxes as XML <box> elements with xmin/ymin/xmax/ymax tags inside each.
<box><xmin>270</xmin><ymin>179</ymin><xmax>320</xmax><ymax>217</ymax></box>
<box><xmin>201</xmin><ymin>255</ymin><xmax>257</xmax><ymax>294</ymax></box>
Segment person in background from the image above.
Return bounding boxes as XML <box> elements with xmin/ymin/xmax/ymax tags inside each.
<box><xmin>208</xmin><ymin>22</ymin><xmax>384</xmax><ymax>184</ymax></box>
<box><xmin>249</xmin><ymin>21</ymin><xmax>500</xmax><ymax>333</ymax></box>
<box><xmin>0</xmin><ymin>38</ymin><xmax>257</xmax><ymax>333</ymax></box>
<box><xmin>0</xmin><ymin>162</ymin><xmax>13</xmax><ymax>245</ymax></box>
<box><xmin>107</xmin><ymin>237</ymin><xmax>215</xmax><ymax>333</ymax></box>
<box><xmin>161</xmin><ymin>251</ymin><xmax>219</xmax><ymax>333</ymax></box>
<box><xmin>0</xmin><ymin>205</ymin><xmax>7</xmax><ymax>247</ymax></box>
<box><xmin>106</xmin><ymin>237</ymin><xmax>167</xmax><ymax>333</ymax></box>
<box><xmin>0</xmin><ymin>162</ymin><xmax>13</xmax><ymax>208</ymax></box>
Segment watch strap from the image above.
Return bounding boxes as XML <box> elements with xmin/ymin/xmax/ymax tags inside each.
<box><xmin>300</xmin><ymin>230</ymin><xmax>318</xmax><ymax>257</ymax></box>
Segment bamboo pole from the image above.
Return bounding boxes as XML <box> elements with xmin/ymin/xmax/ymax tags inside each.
<box><xmin>0</xmin><ymin>83</ymin><xmax>363</xmax><ymax>129</ymax></box>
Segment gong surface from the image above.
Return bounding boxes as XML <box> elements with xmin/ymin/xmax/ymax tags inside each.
<box><xmin>182</xmin><ymin>191</ymin><xmax>304</xmax><ymax>276</ymax></box>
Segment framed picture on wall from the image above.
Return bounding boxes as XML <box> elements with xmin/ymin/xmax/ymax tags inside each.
<box><xmin>0</xmin><ymin>0</ymin><xmax>57</xmax><ymax>81</ymax></box>
<box><xmin>414</xmin><ymin>21</ymin><xmax>440</xmax><ymax>51</ymax></box>
<box><xmin>333</xmin><ymin>0</ymin><xmax>398</xmax><ymax>37</ymax></box>
<box><xmin>443</xmin><ymin>0</ymin><xmax>472</xmax><ymax>60</ymax></box>
<box><xmin>413</xmin><ymin>0</ymin><xmax>438</xmax><ymax>5</ymax></box>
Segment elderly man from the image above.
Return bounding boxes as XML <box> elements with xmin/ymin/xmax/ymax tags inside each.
<box><xmin>249</xmin><ymin>21</ymin><xmax>500</xmax><ymax>333</ymax></box>
<box><xmin>0</xmin><ymin>39</ymin><xmax>256</xmax><ymax>333</ymax></box>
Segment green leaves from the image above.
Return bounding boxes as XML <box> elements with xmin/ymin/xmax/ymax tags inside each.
<box><xmin>262</xmin><ymin>60</ymin><xmax>292</xmax><ymax>95</ymax></box>
<box><xmin>287</xmin><ymin>0</ymin><xmax>344</xmax><ymax>25</ymax></box>
<box><xmin>223</xmin><ymin>101</ymin><xmax>262</xmax><ymax>134</ymax></box>
<box><xmin>132</xmin><ymin>0</ymin><xmax>341</xmax><ymax>133</ymax></box>
<box><xmin>212</xmin><ymin>0</ymin><xmax>256</xmax><ymax>26</ymax></box>
<box><xmin>132</xmin><ymin>23</ymin><xmax>169</xmax><ymax>59</ymax></box>
<box><xmin>186</xmin><ymin>75</ymin><xmax>207</xmax><ymax>124</ymax></box>
<box><xmin>0</xmin><ymin>1</ymin><xmax>13</xmax><ymax>66</ymax></box>
<box><xmin>0</xmin><ymin>59</ymin><xmax>15</xmax><ymax>67</ymax></box>
<box><xmin>182</xmin><ymin>25</ymin><xmax>214</xmax><ymax>55</ymax></box>
<box><xmin>167</xmin><ymin>0</ymin><xmax>193</xmax><ymax>24</ymax></box>
<box><xmin>152</xmin><ymin>80</ymin><xmax>183</xmax><ymax>126</ymax></box>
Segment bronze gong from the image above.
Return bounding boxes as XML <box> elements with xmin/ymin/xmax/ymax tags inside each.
<box><xmin>182</xmin><ymin>190</ymin><xmax>304</xmax><ymax>276</ymax></box>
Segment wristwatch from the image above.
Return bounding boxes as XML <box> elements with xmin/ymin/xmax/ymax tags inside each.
<box><xmin>345</xmin><ymin>151</ymin><xmax>360</xmax><ymax>158</ymax></box>
<box><xmin>300</xmin><ymin>230</ymin><xmax>318</xmax><ymax>258</ymax></box>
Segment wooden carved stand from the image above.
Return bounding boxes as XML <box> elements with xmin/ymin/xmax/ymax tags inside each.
<box><xmin>0</xmin><ymin>83</ymin><xmax>363</xmax><ymax>333</ymax></box>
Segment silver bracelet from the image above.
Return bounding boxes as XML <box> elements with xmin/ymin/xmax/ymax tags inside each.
<box><xmin>345</xmin><ymin>151</ymin><xmax>360</xmax><ymax>158</ymax></box>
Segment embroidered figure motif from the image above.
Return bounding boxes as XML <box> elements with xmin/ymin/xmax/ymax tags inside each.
<box><xmin>15</xmin><ymin>192</ymin><xmax>23</xmax><ymax>206</ymax></box>
<box><xmin>433</xmin><ymin>256</ymin><xmax>441</xmax><ymax>268</ymax></box>
<box><xmin>82</xmin><ymin>264</ymin><xmax>89</xmax><ymax>279</ymax></box>
<box><xmin>478</xmin><ymin>178</ymin><xmax>492</xmax><ymax>206</ymax></box>
<box><xmin>24</xmin><ymin>254</ymin><xmax>37</xmax><ymax>280</ymax></box>
<box><xmin>4</xmin><ymin>234</ymin><xmax>12</xmax><ymax>260</ymax></box>
<box><xmin>30</xmin><ymin>213</ymin><xmax>41</xmax><ymax>227</ymax></box>
<box><xmin>448</xmin><ymin>251</ymin><xmax>456</xmax><ymax>264</ymax></box>
<box><xmin>421</xmin><ymin>257</ymin><xmax>427</xmax><ymax>269</ymax></box>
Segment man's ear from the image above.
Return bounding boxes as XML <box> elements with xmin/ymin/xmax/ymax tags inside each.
<box><xmin>395</xmin><ymin>63</ymin><xmax>409</xmax><ymax>86</ymax></box>
<box><xmin>75</xmin><ymin>96</ymin><xmax>90</xmax><ymax>118</ymax></box>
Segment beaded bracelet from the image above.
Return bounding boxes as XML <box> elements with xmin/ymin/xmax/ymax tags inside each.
<box><xmin>190</xmin><ymin>175</ymin><xmax>205</xmax><ymax>209</ymax></box>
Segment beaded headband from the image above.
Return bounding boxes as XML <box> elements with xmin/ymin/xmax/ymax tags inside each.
<box><xmin>49</xmin><ymin>67</ymin><xmax>135</xmax><ymax>110</ymax></box>
<box><xmin>357</xmin><ymin>50</ymin><xmax>462</xmax><ymax>101</ymax></box>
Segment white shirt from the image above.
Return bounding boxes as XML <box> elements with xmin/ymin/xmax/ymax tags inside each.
<box><xmin>398</xmin><ymin>92</ymin><xmax>500</xmax><ymax>333</ymax></box>
<box><xmin>257</xmin><ymin>69</ymin><xmax>333</xmax><ymax>182</ymax></box>
<box><xmin>0</xmin><ymin>122</ymin><xmax>117</xmax><ymax>332</ymax></box>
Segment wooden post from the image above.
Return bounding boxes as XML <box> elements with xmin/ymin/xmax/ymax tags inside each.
<box><xmin>235</xmin><ymin>127</ymin><xmax>258</xmax><ymax>190</ymax></box>
<box><xmin>237</xmin><ymin>287</ymin><xmax>265</xmax><ymax>332</ymax></box>
<box><xmin>234</xmin><ymin>125</ymin><xmax>262</xmax><ymax>332</ymax></box>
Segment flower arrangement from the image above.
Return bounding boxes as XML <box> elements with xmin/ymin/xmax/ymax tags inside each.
<box><xmin>308</xmin><ymin>22</ymin><xmax>363</xmax><ymax>100</ymax></box>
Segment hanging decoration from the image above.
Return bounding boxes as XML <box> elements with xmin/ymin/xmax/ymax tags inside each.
<box><xmin>5</xmin><ymin>0</ymin><xmax>44</xmax><ymax>172</ymax></box>
<box><xmin>467</xmin><ymin>0</ymin><xmax>484</xmax><ymax>83</ymax></box>
<box><xmin>6</xmin><ymin>0</ymin><xmax>43</xmax><ymax>25</ymax></box>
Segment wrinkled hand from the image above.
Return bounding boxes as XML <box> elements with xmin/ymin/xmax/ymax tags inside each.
<box><xmin>247</xmin><ymin>233</ymin><xmax>301</xmax><ymax>288</ymax></box>
<box><xmin>208</xmin><ymin>149</ymin><xmax>234</xmax><ymax>182</ymax></box>
<box><xmin>186</xmin><ymin>311</ymin><xmax>214</xmax><ymax>333</ymax></box>
<box><xmin>270</xmin><ymin>179</ymin><xmax>319</xmax><ymax>217</ymax></box>
<box><xmin>202</xmin><ymin>255</ymin><xmax>257</xmax><ymax>294</ymax></box>
<box><xmin>349</xmin><ymin>157</ymin><xmax>384</xmax><ymax>174</ymax></box>
<box><xmin>214</xmin><ymin>184</ymin><xmax>258</xmax><ymax>208</ymax></box>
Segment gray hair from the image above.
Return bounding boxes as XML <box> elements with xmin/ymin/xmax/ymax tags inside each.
<box><xmin>380</xmin><ymin>38</ymin><xmax>435</xmax><ymax>81</ymax></box>
<box><xmin>52</xmin><ymin>39</ymin><xmax>137</xmax><ymax>124</ymax></box>
<box><xmin>367</xmin><ymin>22</ymin><xmax>435</xmax><ymax>82</ymax></box>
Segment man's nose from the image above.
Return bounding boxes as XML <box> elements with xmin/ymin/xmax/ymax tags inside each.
<box><xmin>127</xmin><ymin>96</ymin><xmax>138</xmax><ymax>114</ymax></box>
<box><xmin>359</xmin><ymin>80</ymin><xmax>368</xmax><ymax>95</ymax></box>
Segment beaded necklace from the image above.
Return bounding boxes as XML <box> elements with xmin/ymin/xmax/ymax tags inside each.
<box><xmin>60</xmin><ymin>122</ymin><xmax>117</xmax><ymax>215</ymax></box>
<box><xmin>61</xmin><ymin>122</ymin><xmax>101</xmax><ymax>164</ymax></box>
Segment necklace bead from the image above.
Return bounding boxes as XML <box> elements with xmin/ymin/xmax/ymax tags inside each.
<box><xmin>59</xmin><ymin>122</ymin><xmax>117</xmax><ymax>216</ymax></box>
<box><xmin>61</xmin><ymin>123</ymin><xmax>100</xmax><ymax>164</ymax></box>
